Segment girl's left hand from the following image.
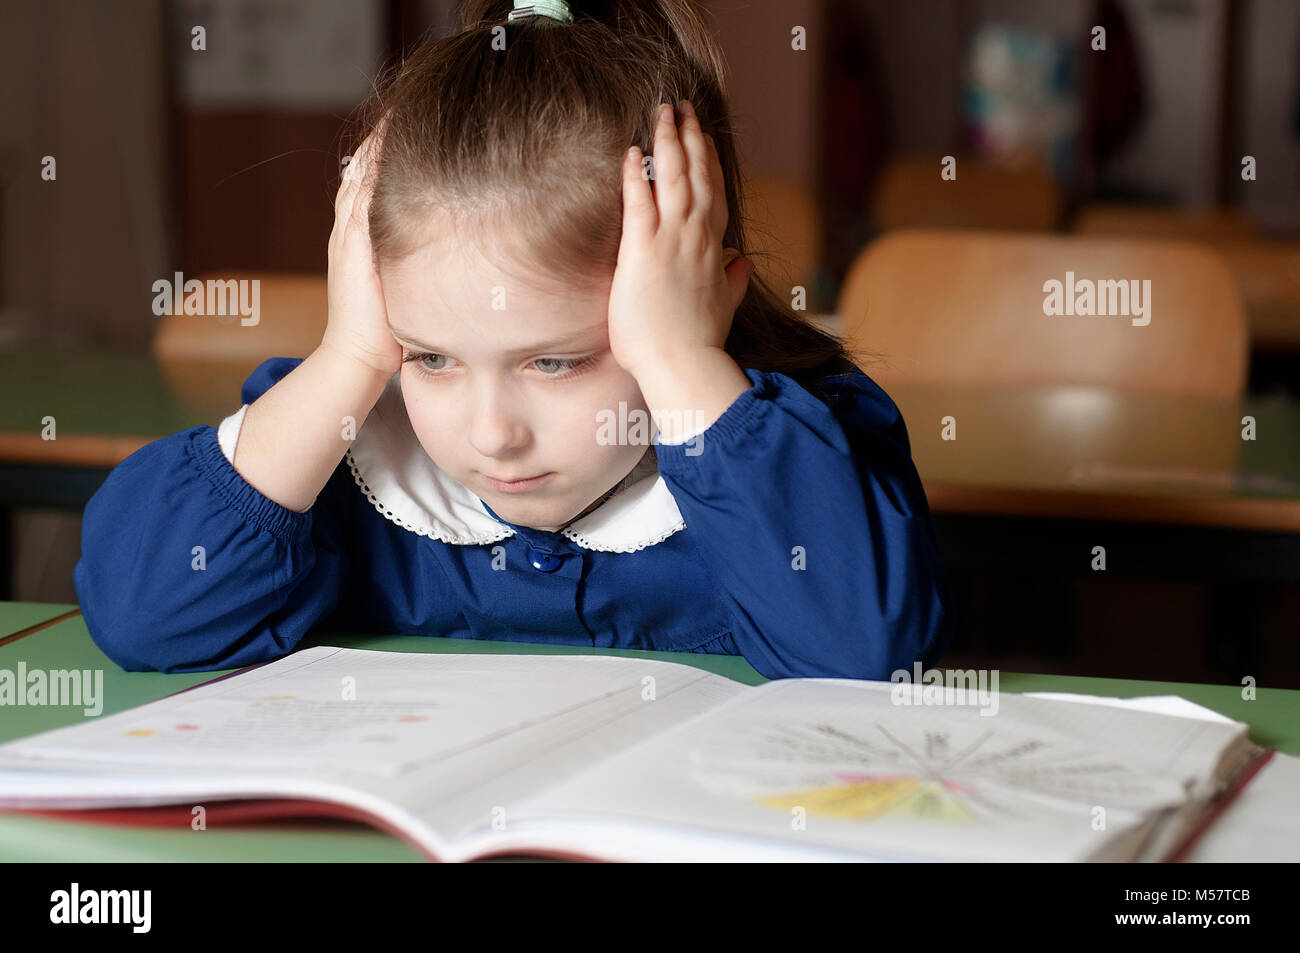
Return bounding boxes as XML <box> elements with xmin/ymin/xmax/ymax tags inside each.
<box><xmin>607</xmin><ymin>101</ymin><xmax>755</xmax><ymax>381</ymax></box>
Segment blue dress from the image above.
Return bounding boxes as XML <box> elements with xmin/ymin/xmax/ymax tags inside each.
<box><xmin>74</xmin><ymin>357</ymin><xmax>955</xmax><ymax>679</ymax></box>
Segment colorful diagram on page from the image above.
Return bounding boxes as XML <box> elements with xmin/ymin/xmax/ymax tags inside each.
<box><xmin>754</xmin><ymin>774</ymin><xmax>979</xmax><ymax>821</ymax></box>
<box><xmin>688</xmin><ymin>719</ymin><xmax>1166</xmax><ymax>824</ymax></box>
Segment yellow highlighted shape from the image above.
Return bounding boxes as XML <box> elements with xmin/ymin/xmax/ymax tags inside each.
<box><xmin>757</xmin><ymin>778</ymin><xmax>976</xmax><ymax>822</ymax></box>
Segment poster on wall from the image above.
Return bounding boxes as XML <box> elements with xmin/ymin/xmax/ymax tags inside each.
<box><xmin>174</xmin><ymin>0</ymin><xmax>384</xmax><ymax>109</ymax></box>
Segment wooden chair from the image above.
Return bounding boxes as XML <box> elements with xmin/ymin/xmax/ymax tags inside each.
<box><xmin>151</xmin><ymin>272</ymin><xmax>327</xmax><ymax>419</ymax></box>
<box><xmin>741</xmin><ymin>172</ymin><xmax>822</xmax><ymax>298</ymax></box>
<box><xmin>837</xmin><ymin>229</ymin><xmax>1248</xmax><ymax>400</ymax></box>
<box><xmin>1075</xmin><ymin>206</ymin><xmax>1300</xmax><ymax>350</ymax></box>
<box><xmin>871</xmin><ymin>156</ymin><xmax>1062</xmax><ymax>233</ymax></box>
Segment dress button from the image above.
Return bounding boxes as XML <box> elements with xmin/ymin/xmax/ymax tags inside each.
<box><xmin>526</xmin><ymin>547</ymin><xmax>563</xmax><ymax>572</ymax></box>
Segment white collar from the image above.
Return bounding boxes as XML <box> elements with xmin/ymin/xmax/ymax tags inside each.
<box><xmin>344</xmin><ymin>373</ymin><xmax>686</xmax><ymax>552</ymax></box>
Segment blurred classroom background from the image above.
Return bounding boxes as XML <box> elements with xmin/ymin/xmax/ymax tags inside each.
<box><xmin>1</xmin><ymin>0</ymin><xmax>1298</xmax><ymax>684</ymax></box>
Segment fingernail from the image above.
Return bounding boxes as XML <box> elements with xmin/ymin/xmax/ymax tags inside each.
<box><xmin>660</xmin><ymin>103</ymin><xmax>673</xmax><ymax>121</ymax></box>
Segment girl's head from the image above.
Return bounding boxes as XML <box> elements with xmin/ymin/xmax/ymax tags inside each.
<box><xmin>357</xmin><ymin>0</ymin><xmax>857</xmax><ymax>533</ymax></box>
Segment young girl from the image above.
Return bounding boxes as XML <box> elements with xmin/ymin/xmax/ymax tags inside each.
<box><xmin>74</xmin><ymin>0</ymin><xmax>954</xmax><ymax>680</ymax></box>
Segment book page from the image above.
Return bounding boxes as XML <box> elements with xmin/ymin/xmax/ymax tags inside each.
<box><xmin>1021</xmin><ymin>692</ymin><xmax>1242</xmax><ymax>725</ymax></box>
<box><xmin>0</xmin><ymin>647</ymin><xmax>748</xmax><ymax>851</ymax></box>
<box><xmin>507</xmin><ymin>678</ymin><xmax>1249</xmax><ymax>862</ymax></box>
<box><xmin>1181</xmin><ymin>751</ymin><xmax>1300</xmax><ymax>861</ymax></box>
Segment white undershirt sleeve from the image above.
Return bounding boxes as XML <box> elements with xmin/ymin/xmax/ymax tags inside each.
<box><xmin>216</xmin><ymin>404</ymin><xmax>249</xmax><ymax>465</ymax></box>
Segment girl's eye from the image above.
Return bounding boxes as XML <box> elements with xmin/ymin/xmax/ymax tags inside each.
<box><xmin>403</xmin><ymin>352</ymin><xmax>452</xmax><ymax>374</ymax></box>
<box><xmin>533</xmin><ymin>357</ymin><xmax>591</xmax><ymax>375</ymax></box>
<box><xmin>403</xmin><ymin>351</ymin><xmax>597</xmax><ymax>379</ymax></box>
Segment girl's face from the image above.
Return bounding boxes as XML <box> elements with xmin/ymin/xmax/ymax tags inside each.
<box><xmin>379</xmin><ymin>234</ymin><xmax>650</xmax><ymax>533</ymax></box>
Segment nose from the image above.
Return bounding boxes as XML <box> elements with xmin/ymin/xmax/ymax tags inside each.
<box><xmin>467</xmin><ymin>382</ymin><xmax>530</xmax><ymax>459</ymax></box>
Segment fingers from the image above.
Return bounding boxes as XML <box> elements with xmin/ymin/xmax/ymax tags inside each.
<box><xmin>675</xmin><ymin>101</ymin><xmax>714</xmax><ymax>228</ymax></box>
<box><xmin>350</xmin><ymin>137</ymin><xmax>380</xmax><ymax>231</ymax></box>
<box><xmin>623</xmin><ymin>102</ymin><xmax>731</xmax><ymax>265</ymax></box>
<box><xmin>334</xmin><ymin>122</ymin><xmax>385</xmax><ymax>248</ymax></box>
<box><xmin>334</xmin><ymin>154</ymin><xmax>361</xmax><ymax>221</ymax></box>
<box><xmin>621</xmin><ymin>145</ymin><xmax>657</xmax><ymax>244</ymax></box>
<box><xmin>644</xmin><ymin>101</ymin><xmax>728</xmax><ymax>250</ymax></box>
<box><xmin>651</xmin><ymin>103</ymin><xmax>690</xmax><ymax>223</ymax></box>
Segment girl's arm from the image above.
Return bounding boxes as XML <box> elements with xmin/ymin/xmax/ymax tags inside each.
<box><xmin>231</xmin><ymin>344</ymin><xmax>391</xmax><ymax>512</ymax></box>
<box><xmin>232</xmin><ymin>117</ymin><xmax>401</xmax><ymax>514</ymax></box>
<box><xmin>232</xmin><ymin>117</ymin><xmax>403</xmax><ymax>513</ymax></box>
<box><xmin>74</xmin><ymin>357</ymin><xmax>371</xmax><ymax>674</ymax></box>
<box><xmin>609</xmin><ymin>105</ymin><xmax>953</xmax><ymax>678</ymax></box>
<box><xmin>74</xmin><ymin>121</ymin><xmax>412</xmax><ymax>673</ymax></box>
<box><xmin>652</xmin><ymin>367</ymin><xmax>956</xmax><ymax>681</ymax></box>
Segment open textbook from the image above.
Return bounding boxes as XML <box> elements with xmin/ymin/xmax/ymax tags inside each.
<box><xmin>0</xmin><ymin>647</ymin><xmax>1273</xmax><ymax>862</ymax></box>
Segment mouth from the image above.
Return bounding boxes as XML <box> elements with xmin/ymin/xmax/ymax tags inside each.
<box><xmin>483</xmin><ymin>472</ymin><xmax>553</xmax><ymax>493</ymax></box>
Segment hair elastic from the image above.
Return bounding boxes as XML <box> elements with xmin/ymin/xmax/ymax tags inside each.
<box><xmin>507</xmin><ymin>0</ymin><xmax>574</xmax><ymax>23</ymax></box>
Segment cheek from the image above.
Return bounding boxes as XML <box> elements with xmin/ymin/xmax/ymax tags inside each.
<box><xmin>597</xmin><ymin>365</ymin><xmax>647</xmax><ymax>413</ymax></box>
<box><xmin>400</xmin><ymin>373</ymin><xmax>460</xmax><ymax>457</ymax></box>
<box><xmin>492</xmin><ymin>378</ymin><xmax>638</xmax><ymax>471</ymax></box>
<box><xmin>565</xmin><ymin>373</ymin><xmax>651</xmax><ymax>467</ymax></box>
<box><xmin>574</xmin><ymin>369</ymin><xmax>647</xmax><ymax>444</ymax></box>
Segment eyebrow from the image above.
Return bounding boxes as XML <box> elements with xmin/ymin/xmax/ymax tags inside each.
<box><xmin>389</xmin><ymin>322</ymin><xmax>609</xmax><ymax>356</ymax></box>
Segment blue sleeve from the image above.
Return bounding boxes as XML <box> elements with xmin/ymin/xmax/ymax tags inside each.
<box><xmin>652</xmin><ymin>366</ymin><xmax>956</xmax><ymax>680</ymax></box>
<box><xmin>73</xmin><ymin>357</ymin><xmax>356</xmax><ymax>674</ymax></box>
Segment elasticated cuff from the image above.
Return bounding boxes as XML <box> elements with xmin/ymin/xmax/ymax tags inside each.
<box><xmin>188</xmin><ymin>425</ymin><xmax>314</xmax><ymax>545</ymax></box>
<box><xmin>652</xmin><ymin>368</ymin><xmax>773</xmax><ymax>477</ymax></box>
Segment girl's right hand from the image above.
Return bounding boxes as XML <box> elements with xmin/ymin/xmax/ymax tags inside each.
<box><xmin>320</xmin><ymin>120</ymin><xmax>404</xmax><ymax>378</ymax></box>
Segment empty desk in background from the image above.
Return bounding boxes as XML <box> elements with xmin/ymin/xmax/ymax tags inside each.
<box><xmin>0</xmin><ymin>349</ymin><xmax>253</xmax><ymax>599</ymax></box>
<box><xmin>889</xmin><ymin>382</ymin><xmax>1300</xmax><ymax>676</ymax></box>
<box><xmin>891</xmin><ymin>383</ymin><xmax>1300</xmax><ymax>533</ymax></box>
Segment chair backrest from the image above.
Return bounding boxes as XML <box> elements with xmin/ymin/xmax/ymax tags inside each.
<box><xmin>152</xmin><ymin>272</ymin><xmax>326</xmax><ymax>362</ymax></box>
<box><xmin>742</xmin><ymin>173</ymin><xmax>821</xmax><ymax>297</ymax></box>
<box><xmin>151</xmin><ymin>272</ymin><xmax>327</xmax><ymax>418</ymax></box>
<box><xmin>837</xmin><ymin>230</ymin><xmax>1248</xmax><ymax>400</ymax></box>
<box><xmin>1074</xmin><ymin>206</ymin><xmax>1300</xmax><ymax>350</ymax></box>
<box><xmin>871</xmin><ymin>156</ymin><xmax>1061</xmax><ymax>232</ymax></box>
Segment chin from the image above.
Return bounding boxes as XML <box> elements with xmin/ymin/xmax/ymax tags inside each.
<box><xmin>491</xmin><ymin>500</ymin><xmax>569</xmax><ymax>532</ymax></box>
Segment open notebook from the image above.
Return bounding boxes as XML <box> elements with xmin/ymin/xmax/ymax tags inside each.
<box><xmin>0</xmin><ymin>647</ymin><xmax>1272</xmax><ymax>862</ymax></box>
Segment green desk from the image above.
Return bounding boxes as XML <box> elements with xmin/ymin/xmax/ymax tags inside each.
<box><xmin>1</xmin><ymin>607</ymin><xmax>1297</xmax><ymax>862</ymax></box>
<box><xmin>0</xmin><ymin>348</ymin><xmax>243</xmax><ymax>599</ymax></box>
<box><xmin>0</xmin><ymin>603</ymin><xmax>79</xmax><ymax>639</ymax></box>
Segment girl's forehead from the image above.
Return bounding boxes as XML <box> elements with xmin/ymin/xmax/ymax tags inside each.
<box><xmin>384</xmin><ymin>231</ymin><xmax>611</xmax><ymax>300</ymax></box>
<box><xmin>392</xmin><ymin>310</ymin><xmax>610</xmax><ymax>357</ymax></box>
<box><xmin>384</xmin><ymin>256</ymin><xmax>610</xmax><ymax>352</ymax></box>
